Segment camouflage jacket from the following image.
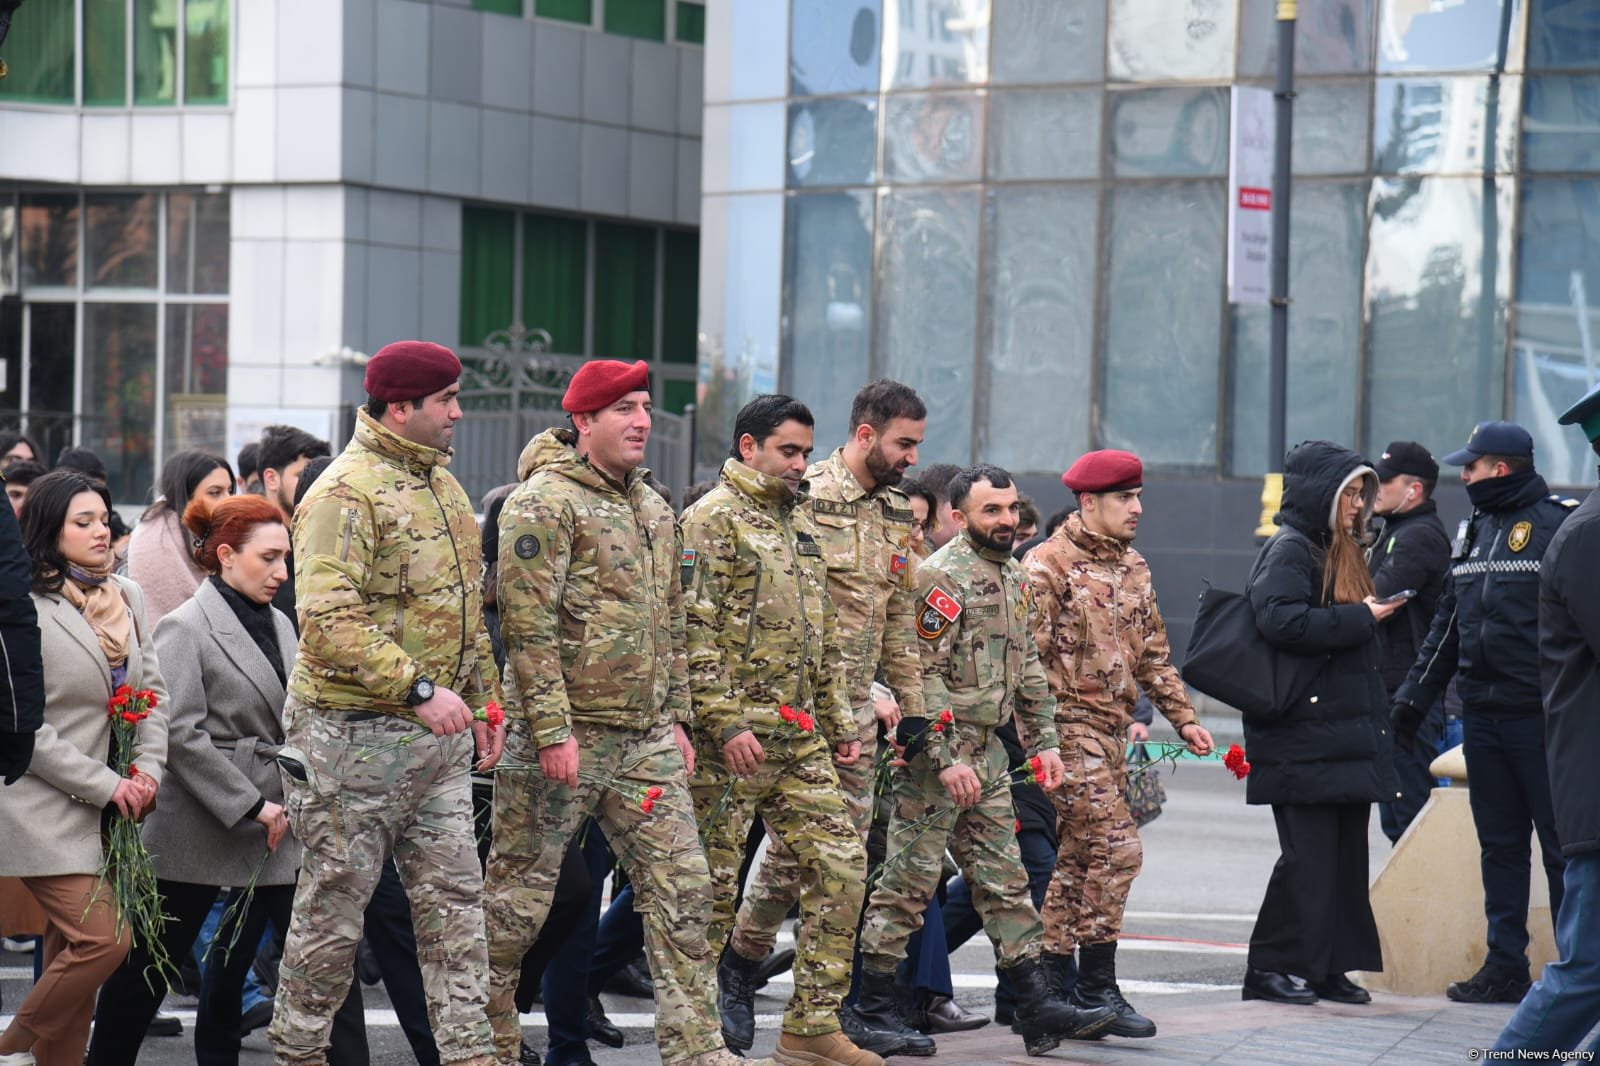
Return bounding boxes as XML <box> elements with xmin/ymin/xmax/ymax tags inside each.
<box><xmin>803</xmin><ymin>448</ymin><xmax>924</xmax><ymax>722</ymax></box>
<box><xmin>497</xmin><ymin>428</ymin><xmax>688</xmax><ymax>748</ymax></box>
<box><xmin>681</xmin><ymin>459</ymin><xmax>850</xmax><ymax>746</ymax></box>
<box><xmin>915</xmin><ymin>532</ymin><xmax>1059</xmax><ymax>767</ymax></box>
<box><xmin>290</xmin><ymin>410</ymin><xmax>499</xmax><ymax>719</ymax></box>
<box><xmin>1022</xmin><ymin>512</ymin><xmax>1196</xmax><ymax>739</ymax></box>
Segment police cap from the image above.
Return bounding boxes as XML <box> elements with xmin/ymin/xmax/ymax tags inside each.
<box><xmin>1442</xmin><ymin>421</ymin><xmax>1534</xmax><ymax>466</ymax></box>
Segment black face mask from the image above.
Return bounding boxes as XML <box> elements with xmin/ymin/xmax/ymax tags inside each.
<box><xmin>1464</xmin><ymin>467</ymin><xmax>1542</xmax><ymax>513</ymax></box>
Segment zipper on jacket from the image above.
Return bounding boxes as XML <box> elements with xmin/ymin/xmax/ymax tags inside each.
<box><xmin>395</xmin><ymin>558</ymin><xmax>409</xmax><ymax>644</ymax></box>
<box><xmin>339</xmin><ymin>508</ymin><xmax>358</xmax><ymax>563</ymax></box>
<box><xmin>742</xmin><ymin>560</ymin><xmax>765</xmax><ymax>662</ymax></box>
<box><xmin>424</xmin><ymin>474</ymin><xmax>470</xmax><ymax>690</ymax></box>
<box><xmin>780</xmin><ymin>509</ymin><xmax>812</xmax><ymax>709</ymax></box>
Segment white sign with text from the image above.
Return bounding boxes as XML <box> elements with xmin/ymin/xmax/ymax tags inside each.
<box><xmin>1228</xmin><ymin>86</ymin><xmax>1275</xmax><ymax>306</ymax></box>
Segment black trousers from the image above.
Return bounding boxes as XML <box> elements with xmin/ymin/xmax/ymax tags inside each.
<box><xmin>1248</xmin><ymin>803</ymin><xmax>1382</xmax><ymax>979</ymax></box>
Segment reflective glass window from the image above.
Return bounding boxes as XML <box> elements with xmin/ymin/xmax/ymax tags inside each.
<box><xmin>881</xmin><ymin>0</ymin><xmax>989</xmax><ymax>91</ymax></box>
<box><xmin>83</xmin><ymin>302</ymin><xmax>160</xmax><ymax>502</ymax></box>
<box><xmin>790</xmin><ymin>0</ymin><xmax>880</xmax><ymax>96</ymax></box>
<box><xmin>0</xmin><ymin>2</ymin><xmax>74</xmax><ymax>103</ymax></box>
<box><xmin>536</xmin><ymin>0</ymin><xmax>592</xmax><ymax>22</ymax></box>
<box><xmin>1377</xmin><ymin>0</ymin><xmax>1523</xmax><ymax>74</ymax></box>
<box><xmin>166</xmin><ymin>192</ymin><xmax>230</xmax><ymax>295</ymax></box>
<box><xmin>475</xmin><ymin>0</ymin><xmax>524</xmax><ymax>14</ymax></box>
<box><xmin>29</xmin><ymin>303</ymin><xmax>78</xmax><ymax>417</ymax></box>
<box><xmin>85</xmin><ymin>0</ymin><xmax>129</xmax><ymax>107</ymax></box>
<box><xmin>784</xmin><ymin>192</ymin><xmax>875</xmax><ymax>451</ymax></box>
<box><xmin>676</xmin><ymin>2</ymin><xmax>706</xmax><ymax>45</ymax></box>
<box><xmin>703</xmin><ymin>103</ymin><xmax>787</xmax><ymax>193</ymax></box>
<box><xmin>1523</xmin><ymin>75</ymin><xmax>1600</xmax><ymax>172</ymax></box>
<box><xmin>1365</xmin><ymin>177</ymin><xmax>1514</xmax><ymax>460</ymax></box>
<box><xmin>1108</xmin><ymin>0</ymin><xmax>1236</xmax><ymax>83</ymax></box>
<box><xmin>875</xmin><ymin>188</ymin><xmax>980</xmax><ymax>464</ymax></box>
<box><xmin>524</xmin><ymin>213</ymin><xmax>588</xmax><ymax>355</ymax></box>
<box><xmin>186</xmin><ymin>0</ymin><xmax>229</xmax><ymax>104</ymax></box>
<box><xmin>1109</xmin><ymin>88</ymin><xmax>1229</xmax><ymax>178</ymax></box>
<box><xmin>134</xmin><ymin>0</ymin><xmax>178</xmax><ymax>106</ymax></box>
<box><xmin>1528</xmin><ymin>0</ymin><xmax>1600</xmax><ymax>70</ymax></box>
<box><xmin>981</xmin><ymin>186</ymin><xmax>1097</xmax><ymax>471</ymax></box>
<box><xmin>164</xmin><ymin>304</ymin><xmax>229</xmax><ymax>455</ymax></box>
<box><xmin>460</xmin><ymin>206</ymin><xmax>514</xmax><ymax>347</ymax></box>
<box><xmin>695</xmin><ymin>193</ymin><xmax>784</xmax><ymax>456</ymax></box>
<box><xmin>593</xmin><ymin>223</ymin><xmax>657</xmax><ymax>361</ymax></box>
<box><xmin>662</xmin><ymin>230</ymin><xmax>699</xmax><ymax>365</ymax></box>
<box><xmin>86</xmin><ymin>194</ymin><xmax>159</xmax><ymax>290</ymax></box>
<box><xmin>20</xmin><ymin>195</ymin><xmax>79</xmax><ymax>289</ymax></box>
<box><xmin>788</xmin><ymin>97</ymin><xmax>878</xmax><ymax>188</ymax></box>
<box><xmin>1373</xmin><ymin>76</ymin><xmax>1521</xmax><ymax>174</ymax></box>
<box><xmin>1229</xmin><ymin>183</ymin><xmax>1367</xmax><ymax>476</ymax></box>
<box><xmin>606</xmin><ymin>0</ymin><xmax>666</xmax><ymax>41</ymax></box>
<box><xmin>990</xmin><ymin>0</ymin><xmax>1104</xmax><ymax>85</ymax></box>
<box><xmin>1292</xmin><ymin>82</ymin><xmax>1371</xmax><ymax>175</ymax></box>
<box><xmin>883</xmin><ymin>92</ymin><xmax>984</xmax><ymax>184</ymax></box>
<box><xmin>1238</xmin><ymin>0</ymin><xmax>1374</xmax><ymax>77</ymax></box>
<box><xmin>0</xmin><ymin>201</ymin><xmax>15</xmax><ymax>294</ymax></box>
<box><xmin>1100</xmin><ymin>182</ymin><xmax>1225</xmax><ymax>469</ymax></box>
<box><xmin>988</xmin><ymin>88</ymin><xmax>1101</xmax><ymax>181</ymax></box>
<box><xmin>1513</xmin><ymin>179</ymin><xmax>1600</xmax><ymax>486</ymax></box>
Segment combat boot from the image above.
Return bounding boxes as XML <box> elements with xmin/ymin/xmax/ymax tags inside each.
<box><xmin>1042</xmin><ymin>950</ymin><xmax>1079</xmax><ymax>999</ymax></box>
<box><xmin>775</xmin><ymin>1030</ymin><xmax>886</xmax><ymax>1066</ymax></box>
<box><xmin>682</xmin><ymin>1050</ymin><xmax>781</xmax><ymax>1066</ymax></box>
<box><xmin>1070</xmin><ymin>941</ymin><xmax>1156</xmax><ymax>1038</ymax></box>
<box><xmin>839</xmin><ymin>1004</ymin><xmax>907</xmax><ymax>1058</ymax></box>
<box><xmin>852</xmin><ymin>970</ymin><xmax>937</xmax><ymax>1057</ymax></box>
<box><xmin>1004</xmin><ymin>955</ymin><xmax>1117</xmax><ymax>1055</ymax></box>
<box><xmin>718</xmin><ymin>946</ymin><xmax>762</xmax><ymax>1052</ymax></box>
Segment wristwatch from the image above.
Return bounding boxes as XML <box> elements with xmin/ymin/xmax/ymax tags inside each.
<box><xmin>405</xmin><ymin>677</ymin><xmax>435</xmax><ymax>707</ymax></box>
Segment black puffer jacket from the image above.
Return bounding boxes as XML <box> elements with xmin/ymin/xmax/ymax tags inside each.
<box><xmin>1367</xmin><ymin>500</ymin><xmax>1451</xmax><ymax>693</ymax></box>
<box><xmin>1243</xmin><ymin>441</ymin><xmax>1398</xmax><ymax>807</ymax></box>
<box><xmin>1540</xmin><ymin>486</ymin><xmax>1600</xmax><ymax>858</ymax></box>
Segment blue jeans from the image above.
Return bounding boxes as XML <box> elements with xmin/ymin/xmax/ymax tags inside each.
<box><xmin>1494</xmin><ymin>852</ymin><xmax>1600</xmax><ymax>1053</ymax></box>
<box><xmin>1463</xmin><ymin>713</ymin><xmax>1566</xmax><ymax>970</ymax></box>
<box><xmin>935</xmin><ymin>827</ymin><xmax>1060</xmax><ymax>1014</ymax></box>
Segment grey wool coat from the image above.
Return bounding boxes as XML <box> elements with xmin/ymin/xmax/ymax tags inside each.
<box><xmin>0</xmin><ymin>576</ymin><xmax>170</xmax><ymax>878</ymax></box>
<box><xmin>141</xmin><ymin>579</ymin><xmax>303</xmax><ymax>886</ymax></box>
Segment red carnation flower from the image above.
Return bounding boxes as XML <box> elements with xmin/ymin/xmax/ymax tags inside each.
<box><xmin>646</xmin><ymin>786</ymin><xmax>664</xmax><ymax>800</ymax></box>
<box><xmin>779</xmin><ymin>705</ymin><xmax>798</xmax><ymax>723</ymax></box>
<box><xmin>939</xmin><ymin>710</ymin><xmax>954</xmax><ymax>724</ymax></box>
<box><xmin>640</xmin><ymin>798</ymin><xmax>655</xmax><ymax>814</ymax></box>
<box><xmin>796</xmin><ymin>713</ymin><xmax>815</xmax><ymax>733</ymax></box>
<box><xmin>932</xmin><ymin>722</ymin><xmax>945</xmax><ymax>733</ymax></box>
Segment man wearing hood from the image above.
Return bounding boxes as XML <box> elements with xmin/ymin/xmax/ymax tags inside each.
<box><xmin>1022</xmin><ymin>450</ymin><xmax>1214</xmax><ymax>1038</ymax></box>
<box><xmin>483</xmin><ymin>360</ymin><xmax>758</xmax><ymax>1066</ymax></box>
<box><xmin>680</xmin><ymin>394</ymin><xmax>877</xmax><ymax>1066</ymax></box>
<box><xmin>1392</xmin><ymin>421</ymin><xmax>1578</xmax><ymax>1004</ymax></box>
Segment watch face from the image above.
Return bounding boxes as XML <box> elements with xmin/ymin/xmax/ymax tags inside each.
<box><xmin>415</xmin><ymin>679</ymin><xmax>434</xmax><ymax>702</ymax></box>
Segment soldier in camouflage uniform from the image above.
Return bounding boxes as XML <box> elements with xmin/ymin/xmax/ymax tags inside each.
<box><xmin>681</xmin><ymin>395</ymin><xmax>878</xmax><ymax>1066</ymax></box>
<box><xmin>482</xmin><ymin>360</ymin><xmax>758</xmax><ymax>1066</ymax></box>
<box><xmin>1022</xmin><ymin>449</ymin><xmax>1214</xmax><ymax>1039</ymax></box>
<box><xmin>728</xmin><ymin>381</ymin><xmax>928</xmax><ymax>1054</ymax></box>
<box><xmin>271</xmin><ymin>341</ymin><xmax>505</xmax><ymax>1066</ymax></box>
<box><xmin>854</xmin><ymin>464</ymin><xmax>1116</xmax><ymax>1057</ymax></box>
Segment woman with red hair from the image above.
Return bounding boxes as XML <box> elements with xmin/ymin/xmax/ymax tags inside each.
<box><xmin>89</xmin><ymin>495</ymin><xmax>299</xmax><ymax>1066</ymax></box>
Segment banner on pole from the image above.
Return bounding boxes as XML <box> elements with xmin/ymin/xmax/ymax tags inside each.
<box><xmin>1228</xmin><ymin>86</ymin><xmax>1275</xmax><ymax>306</ymax></box>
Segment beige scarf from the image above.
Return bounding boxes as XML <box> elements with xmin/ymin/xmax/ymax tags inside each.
<box><xmin>58</xmin><ymin>560</ymin><xmax>132</xmax><ymax>669</ymax></box>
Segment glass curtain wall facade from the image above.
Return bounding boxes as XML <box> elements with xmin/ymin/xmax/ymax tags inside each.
<box><xmin>698</xmin><ymin>0</ymin><xmax>1600</xmax><ymax>485</ymax></box>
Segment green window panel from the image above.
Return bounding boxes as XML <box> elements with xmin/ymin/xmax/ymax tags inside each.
<box><xmin>85</xmin><ymin>0</ymin><xmax>129</xmax><ymax>106</ymax></box>
<box><xmin>460</xmin><ymin>207</ymin><xmax>516</xmax><ymax>347</ymax></box>
<box><xmin>661</xmin><ymin>230</ymin><xmax>698</xmax><ymax>364</ymax></box>
<box><xmin>663</xmin><ymin>379</ymin><xmax>695</xmax><ymax>414</ymax></box>
<box><xmin>185</xmin><ymin>0</ymin><xmax>229</xmax><ymax>104</ymax></box>
<box><xmin>134</xmin><ymin>0</ymin><xmax>178</xmax><ymax>106</ymax></box>
<box><xmin>605</xmin><ymin>0</ymin><xmax>665</xmax><ymax>41</ymax></box>
<box><xmin>593</xmin><ymin>223</ymin><xmax>657</xmax><ymax>360</ymax></box>
<box><xmin>676</xmin><ymin>2</ymin><xmax>705</xmax><ymax>45</ymax></box>
<box><xmin>522</xmin><ymin>213</ymin><xmax>587</xmax><ymax>355</ymax></box>
<box><xmin>0</xmin><ymin>2</ymin><xmax>75</xmax><ymax>103</ymax></box>
<box><xmin>474</xmin><ymin>0</ymin><xmax>524</xmax><ymax>14</ymax></box>
<box><xmin>536</xmin><ymin>0</ymin><xmax>593</xmax><ymax>25</ymax></box>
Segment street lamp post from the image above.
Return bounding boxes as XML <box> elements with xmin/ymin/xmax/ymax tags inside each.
<box><xmin>1260</xmin><ymin>0</ymin><xmax>1297</xmax><ymax>537</ymax></box>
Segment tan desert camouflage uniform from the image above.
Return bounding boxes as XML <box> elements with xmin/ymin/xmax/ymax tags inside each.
<box><xmin>1022</xmin><ymin>511</ymin><xmax>1197</xmax><ymax>952</ymax></box>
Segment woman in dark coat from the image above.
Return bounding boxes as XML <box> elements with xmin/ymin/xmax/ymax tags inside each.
<box><xmin>1241</xmin><ymin>440</ymin><xmax>1402</xmax><ymax>1006</ymax></box>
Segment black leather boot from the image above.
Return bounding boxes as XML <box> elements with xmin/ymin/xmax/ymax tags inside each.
<box><xmin>1042</xmin><ymin>951</ymin><xmax>1079</xmax><ymax>999</ymax></box>
<box><xmin>1070</xmin><ymin>941</ymin><xmax>1156</xmax><ymax>1038</ymax></box>
<box><xmin>1004</xmin><ymin>956</ymin><xmax>1118</xmax><ymax>1055</ymax></box>
<box><xmin>852</xmin><ymin>970</ymin><xmax>937</xmax><ymax>1057</ymax></box>
<box><xmin>717</xmin><ymin>946</ymin><xmax>760</xmax><ymax>1052</ymax></box>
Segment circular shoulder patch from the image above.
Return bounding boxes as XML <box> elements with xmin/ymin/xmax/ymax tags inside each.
<box><xmin>514</xmin><ymin>534</ymin><xmax>541</xmax><ymax>560</ymax></box>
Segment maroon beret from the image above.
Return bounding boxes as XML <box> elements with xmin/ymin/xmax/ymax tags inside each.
<box><xmin>562</xmin><ymin>359</ymin><xmax>651</xmax><ymax>414</ymax></box>
<box><xmin>1063</xmin><ymin>449</ymin><xmax>1143</xmax><ymax>493</ymax></box>
<box><xmin>364</xmin><ymin>341</ymin><xmax>462</xmax><ymax>401</ymax></box>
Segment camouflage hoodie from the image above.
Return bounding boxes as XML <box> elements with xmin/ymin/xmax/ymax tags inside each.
<box><xmin>290</xmin><ymin>409</ymin><xmax>498</xmax><ymax>718</ymax></box>
<box><xmin>1022</xmin><ymin>511</ymin><xmax>1195</xmax><ymax>739</ymax></box>
<box><xmin>681</xmin><ymin>458</ymin><xmax>850</xmax><ymax>746</ymax></box>
<box><xmin>497</xmin><ymin>428</ymin><xmax>688</xmax><ymax>748</ymax></box>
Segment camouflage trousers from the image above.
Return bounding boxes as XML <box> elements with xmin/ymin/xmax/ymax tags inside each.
<box><xmin>1041</xmin><ymin>729</ymin><xmax>1142</xmax><ymax>953</ymax></box>
<box><xmin>269</xmin><ymin>705</ymin><xmax>493</xmax><ymax>1066</ymax></box>
<box><xmin>730</xmin><ymin>705</ymin><xmax>877</xmax><ymax>961</ymax></box>
<box><xmin>691</xmin><ymin>731</ymin><xmax>866</xmax><ymax>1035</ymax></box>
<box><xmin>483</xmin><ymin>719</ymin><xmax>720</xmax><ymax>1066</ymax></box>
<box><xmin>858</xmin><ymin>728</ymin><xmax>1043</xmax><ymax>972</ymax></box>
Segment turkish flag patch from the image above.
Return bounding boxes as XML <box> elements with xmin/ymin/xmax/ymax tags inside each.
<box><xmin>916</xmin><ymin>585</ymin><xmax>963</xmax><ymax>640</ymax></box>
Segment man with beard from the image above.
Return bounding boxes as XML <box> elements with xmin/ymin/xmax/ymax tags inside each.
<box><xmin>258</xmin><ymin>424</ymin><xmax>331</xmax><ymax>627</ymax></box>
<box><xmin>854</xmin><ymin>465</ymin><xmax>1116</xmax><ymax>1056</ymax></box>
<box><xmin>722</xmin><ymin>381</ymin><xmax>931</xmax><ymax>1055</ymax></box>
<box><xmin>1023</xmin><ymin>450</ymin><xmax>1214</xmax><ymax>1037</ymax></box>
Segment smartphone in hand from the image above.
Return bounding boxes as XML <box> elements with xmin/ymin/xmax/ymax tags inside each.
<box><xmin>1377</xmin><ymin>588</ymin><xmax>1417</xmax><ymax>605</ymax></box>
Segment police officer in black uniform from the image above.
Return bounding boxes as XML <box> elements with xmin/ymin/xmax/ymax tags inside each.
<box><xmin>1391</xmin><ymin>421</ymin><xmax>1578</xmax><ymax>1004</ymax></box>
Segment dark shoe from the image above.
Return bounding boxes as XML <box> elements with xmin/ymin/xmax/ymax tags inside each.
<box><xmin>923</xmin><ymin>994</ymin><xmax>988</xmax><ymax>1033</ymax></box>
<box><xmin>853</xmin><ymin>970</ymin><xmax>937</xmax><ymax>1057</ymax></box>
<box><xmin>1042</xmin><ymin>951</ymin><xmax>1079</xmax><ymax>1000</ymax></box>
<box><xmin>718</xmin><ymin>948</ymin><xmax>761</xmax><ymax>1052</ymax></box>
<box><xmin>588</xmin><ymin>994</ymin><xmax>625</xmax><ymax>1048</ymax></box>
<box><xmin>1242</xmin><ymin>967</ymin><xmax>1319</xmax><ymax>1005</ymax></box>
<box><xmin>147</xmin><ymin>1012</ymin><xmax>184</xmax><ymax>1037</ymax></box>
<box><xmin>518</xmin><ymin>1040</ymin><xmax>542</xmax><ymax>1066</ymax></box>
<box><xmin>605</xmin><ymin>955</ymin><xmax>657</xmax><ymax>999</ymax></box>
<box><xmin>1070</xmin><ymin>942</ymin><xmax>1155</xmax><ymax>1039</ymax></box>
<box><xmin>993</xmin><ymin>1001</ymin><xmax>1014</xmax><ymax>1027</ymax></box>
<box><xmin>1447</xmin><ymin>962</ymin><xmax>1531</xmax><ymax>1004</ymax></box>
<box><xmin>240</xmin><ymin>999</ymin><xmax>274</xmax><ymax>1037</ymax></box>
<box><xmin>840</xmin><ymin>1004</ymin><xmax>911</xmax><ymax>1058</ymax></box>
<box><xmin>1006</xmin><ymin>956</ymin><xmax>1117</xmax><ymax>1053</ymax></box>
<box><xmin>753</xmin><ymin>948</ymin><xmax>796</xmax><ymax>992</ymax></box>
<box><xmin>356</xmin><ymin>938</ymin><xmax>382</xmax><ymax>986</ymax></box>
<box><xmin>1308</xmin><ymin>973</ymin><xmax>1372</xmax><ymax>1005</ymax></box>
